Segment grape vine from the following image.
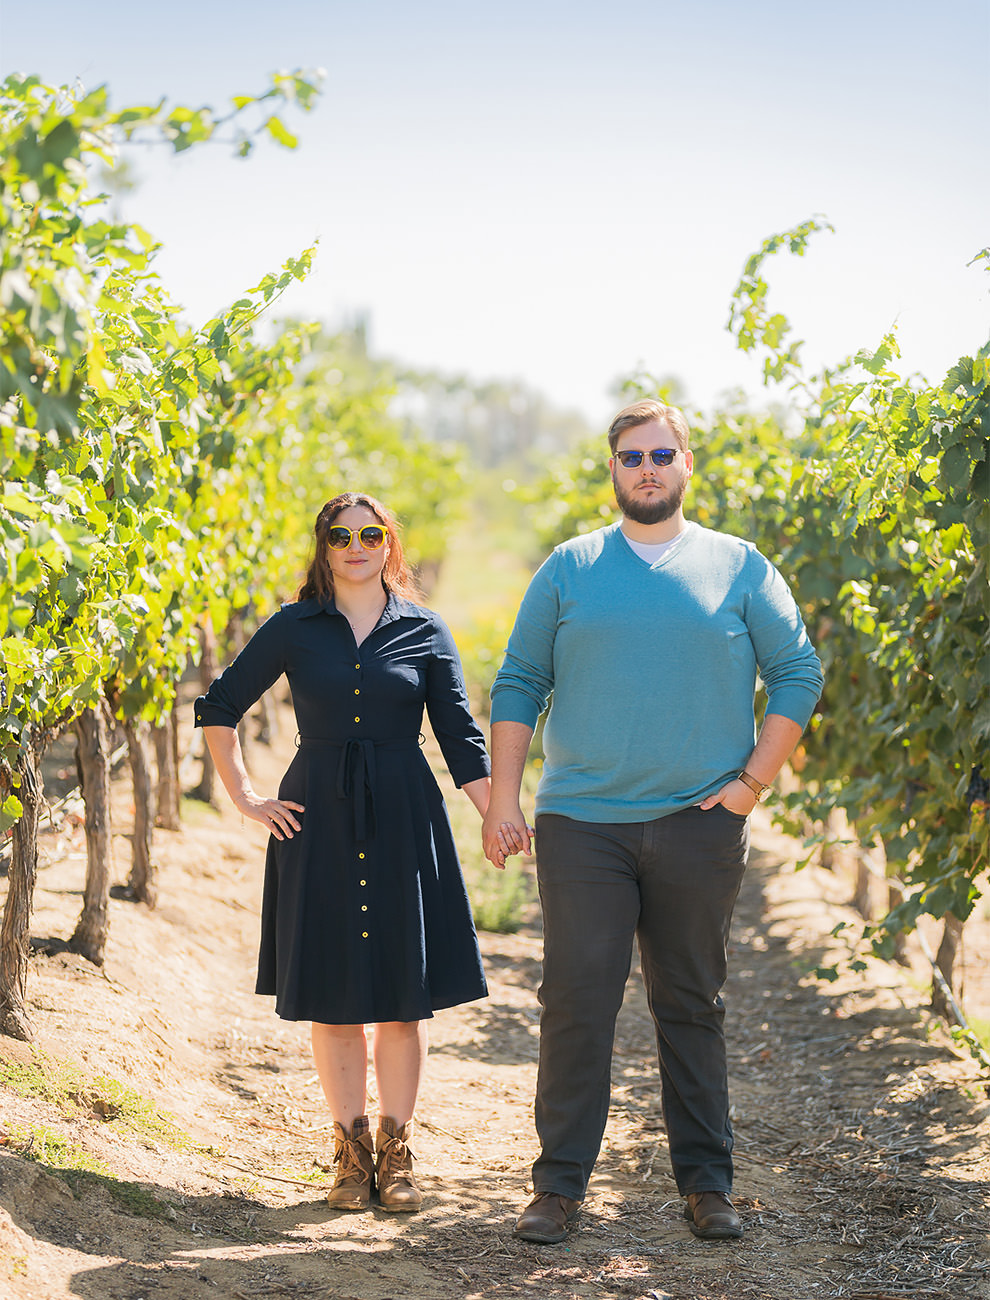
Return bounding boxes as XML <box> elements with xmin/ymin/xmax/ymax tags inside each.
<box><xmin>0</xmin><ymin>72</ymin><xmax>471</xmax><ymax>1036</ymax></box>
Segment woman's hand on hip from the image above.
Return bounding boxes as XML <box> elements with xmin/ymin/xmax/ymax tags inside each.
<box><xmin>234</xmin><ymin>793</ymin><xmax>305</xmax><ymax>840</ymax></box>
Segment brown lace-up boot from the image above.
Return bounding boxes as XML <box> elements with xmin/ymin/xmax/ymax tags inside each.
<box><xmin>325</xmin><ymin>1118</ymin><xmax>375</xmax><ymax>1209</ymax></box>
<box><xmin>375</xmin><ymin>1116</ymin><xmax>423</xmax><ymax>1212</ymax></box>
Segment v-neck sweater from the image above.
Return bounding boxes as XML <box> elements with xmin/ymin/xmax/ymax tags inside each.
<box><xmin>490</xmin><ymin>521</ymin><xmax>824</xmax><ymax>823</ymax></box>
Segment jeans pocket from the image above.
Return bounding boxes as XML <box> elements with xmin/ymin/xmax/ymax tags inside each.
<box><xmin>713</xmin><ymin>804</ymin><xmax>749</xmax><ymax>823</ymax></box>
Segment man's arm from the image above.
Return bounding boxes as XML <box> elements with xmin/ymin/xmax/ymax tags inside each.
<box><xmin>484</xmin><ymin>551</ymin><xmax>563</xmax><ymax>866</ymax></box>
<box><xmin>481</xmin><ymin>720</ymin><xmax>535</xmax><ymax>867</ymax></box>
<box><xmin>697</xmin><ymin>713</ymin><xmax>804</xmax><ymax>815</ymax></box>
<box><xmin>703</xmin><ymin>548</ymin><xmax>823</xmax><ymax>816</ymax></box>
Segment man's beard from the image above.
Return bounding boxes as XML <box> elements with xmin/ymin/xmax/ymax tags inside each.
<box><xmin>612</xmin><ymin>469</ymin><xmax>688</xmax><ymax>525</ymax></box>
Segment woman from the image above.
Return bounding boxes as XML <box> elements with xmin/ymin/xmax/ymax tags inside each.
<box><xmin>195</xmin><ymin>492</ymin><xmax>509</xmax><ymax>1212</ymax></box>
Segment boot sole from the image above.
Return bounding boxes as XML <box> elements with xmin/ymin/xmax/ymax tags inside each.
<box><xmin>684</xmin><ymin>1208</ymin><xmax>743</xmax><ymax>1239</ymax></box>
<box><xmin>688</xmin><ymin>1222</ymin><xmax>743</xmax><ymax>1239</ymax></box>
<box><xmin>513</xmin><ymin>1212</ymin><xmax>578</xmax><ymax>1244</ymax></box>
<box><xmin>513</xmin><ymin>1225</ymin><xmax>570</xmax><ymax>1243</ymax></box>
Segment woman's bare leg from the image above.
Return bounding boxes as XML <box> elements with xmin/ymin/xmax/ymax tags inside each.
<box><xmin>311</xmin><ymin>1022</ymin><xmax>369</xmax><ymax>1125</ymax></box>
<box><xmin>372</xmin><ymin>1020</ymin><xmax>428</xmax><ymax>1125</ymax></box>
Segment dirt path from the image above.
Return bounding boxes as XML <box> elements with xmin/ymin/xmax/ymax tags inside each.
<box><xmin>1</xmin><ymin>719</ymin><xmax>989</xmax><ymax>1300</ymax></box>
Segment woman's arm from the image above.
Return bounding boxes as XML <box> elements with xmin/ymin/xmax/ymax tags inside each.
<box><xmin>202</xmin><ymin>725</ymin><xmax>304</xmax><ymax>841</ymax></box>
<box><xmin>423</xmin><ymin>618</ymin><xmax>491</xmax><ymax>785</ymax></box>
<box><xmin>460</xmin><ymin>776</ymin><xmax>491</xmax><ymax>818</ymax></box>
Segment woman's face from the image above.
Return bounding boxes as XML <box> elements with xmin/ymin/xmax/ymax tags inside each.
<box><xmin>327</xmin><ymin>504</ymin><xmax>390</xmax><ymax>590</ymax></box>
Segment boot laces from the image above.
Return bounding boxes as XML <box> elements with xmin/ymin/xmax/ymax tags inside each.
<box><xmin>334</xmin><ymin>1137</ymin><xmax>371</xmax><ymax>1187</ymax></box>
<box><xmin>378</xmin><ymin>1133</ymin><xmax>414</xmax><ymax>1186</ymax></box>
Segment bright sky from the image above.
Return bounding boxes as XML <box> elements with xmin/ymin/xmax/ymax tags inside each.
<box><xmin>3</xmin><ymin>0</ymin><xmax>988</xmax><ymax>425</ymax></box>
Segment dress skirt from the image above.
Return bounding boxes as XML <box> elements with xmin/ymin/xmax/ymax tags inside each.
<box><xmin>256</xmin><ymin>735</ymin><xmax>488</xmax><ymax>1024</ymax></box>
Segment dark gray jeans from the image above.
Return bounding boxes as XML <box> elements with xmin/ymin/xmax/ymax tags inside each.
<box><xmin>532</xmin><ymin>806</ymin><xmax>749</xmax><ymax>1201</ymax></box>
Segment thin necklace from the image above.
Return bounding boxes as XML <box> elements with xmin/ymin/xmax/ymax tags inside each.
<box><xmin>344</xmin><ymin>602</ymin><xmax>385</xmax><ymax>633</ymax></box>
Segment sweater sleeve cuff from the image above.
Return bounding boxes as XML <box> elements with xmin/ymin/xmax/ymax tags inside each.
<box><xmin>764</xmin><ymin>685</ymin><xmax>821</xmax><ymax>731</ymax></box>
<box><xmin>489</xmin><ymin>688</ymin><xmax>542</xmax><ymax>730</ymax></box>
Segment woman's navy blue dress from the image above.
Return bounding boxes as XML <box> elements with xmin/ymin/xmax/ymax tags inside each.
<box><xmin>194</xmin><ymin>594</ymin><xmax>490</xmax><ymax>1024</ymax></box>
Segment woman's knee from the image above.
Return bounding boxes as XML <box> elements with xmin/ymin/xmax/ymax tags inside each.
<box><xmin>374</xmin><ymin>1019</ymin><xmax>425</xmax><ymax>1040</ymax></box>
<box><xmin>312</xmin><ymin>1021</ymin><xmax>366</xmax><ymax>1045</ymax></box>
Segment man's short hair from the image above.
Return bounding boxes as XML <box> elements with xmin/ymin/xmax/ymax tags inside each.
<box><xmin>608</xmin><ymin>400</ymin><xmax>691</xmax><ymax>453</ymax></box>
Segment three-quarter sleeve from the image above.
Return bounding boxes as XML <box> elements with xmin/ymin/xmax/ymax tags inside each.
<box><xmin>193</xmin><ymin>610</ymin><xmax>288</xmax><ymax>730</ymax></box>
<box><xmin>424</xmin><ymin>617</ymin><xmax>491</xmax><ymax>787</ymax></box>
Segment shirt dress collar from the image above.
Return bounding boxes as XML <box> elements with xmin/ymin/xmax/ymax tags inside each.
<box><xmin>293</xmin><ymin>592</ymin><xmax>428</xmax><ymax>625</ymax></box>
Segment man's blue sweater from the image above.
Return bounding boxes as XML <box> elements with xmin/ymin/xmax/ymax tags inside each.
<box><xmin>490</xmin><ymin>522</ymin><xmax>824</xmax><ymax>823</ymax></box>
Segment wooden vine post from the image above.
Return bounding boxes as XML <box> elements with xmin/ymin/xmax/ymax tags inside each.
<box><xmin>68</xmin><ymin>704</ymin><xmax>114</xmax><ymax>964</ymax></box>
<box><xmin>153</xmin><ymin>708</ymin><xmax>182</xmax><ymax>831</ymax></box>
<box><xmin>932</xmin><ymin>913</ymin><xmax>966</xmax><ymax>1019</ymax></box>
<box><xmin>0</xmin><ymin>735</ymin><xmax>43</xmax><ymax>1040</ymax></box>
<box><xmin>193</xmin><ymin>623</ymin><xmax>220</xmax><ymax>806</ymax></box>
<box><xmin>123</xmin><ymin>717</ymin><xmax>157</xmax><ymax>908</ymax></box>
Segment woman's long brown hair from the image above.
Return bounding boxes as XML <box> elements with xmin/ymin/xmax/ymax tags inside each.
<box><xmin>297</xmin><ymin>493</ymin><xmax>422</xmax><ymax>603</ymax></box>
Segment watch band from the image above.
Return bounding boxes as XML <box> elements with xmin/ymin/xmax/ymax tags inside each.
<box><xmin>738</xmin><ymin>771</ymin><xmax>770</xmax><ymax>800</ymax></box>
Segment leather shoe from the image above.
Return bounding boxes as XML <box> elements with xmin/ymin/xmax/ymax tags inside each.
<box><xmin>513</xmin><ymin>1192</ymin><xmax>581</xmax><ymax>1243</ymax></box>
<box><xmin>684</xmin><ymin>1191</ymin><xmax>743</xmax><ymax>1239</ymax></box>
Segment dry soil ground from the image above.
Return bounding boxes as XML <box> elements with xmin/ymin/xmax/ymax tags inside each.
<box><xmin>1</xmin><ymin>713</ymin><xmax>988</xmax><ymax>1300</ymax></box>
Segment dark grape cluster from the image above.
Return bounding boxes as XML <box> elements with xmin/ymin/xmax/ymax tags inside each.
<box><xmin>966</xmin><ymin>765</ymin><xmax>989</xmax><ymax>816</ymax></box>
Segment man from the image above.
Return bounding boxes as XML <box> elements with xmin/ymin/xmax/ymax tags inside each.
<box><xmin>482</xmin><ymin>400</ymin><xmax>823</xmax><ymax>1244</ymax></box>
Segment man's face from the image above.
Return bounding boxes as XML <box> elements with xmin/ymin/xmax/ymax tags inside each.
<box><xmin>610</xmin><ymin>419</ymin><xmax>693</xmax><ymax>525</ymax></box>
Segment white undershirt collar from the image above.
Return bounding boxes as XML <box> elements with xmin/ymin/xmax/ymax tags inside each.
<box><xmin>620</xmin><ymin>526</ymin><xmax>687</xmax><ymax>563</ymax></box>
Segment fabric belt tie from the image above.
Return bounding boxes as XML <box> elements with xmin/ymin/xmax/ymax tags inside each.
<box><xmin>297</xmin><ymin>735</ymin><xmax>419</xmax><ymax>843</ymax></box>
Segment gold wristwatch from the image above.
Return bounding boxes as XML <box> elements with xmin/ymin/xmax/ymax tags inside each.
<box><xmin>738</xmin><ymin>771</ymin><xmax>771</xmax><ymax>801</ymax></box>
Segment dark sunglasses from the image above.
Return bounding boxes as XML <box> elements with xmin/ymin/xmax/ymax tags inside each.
<box><xmin>614</xmin><ymin>448</ymin><xmax>678</xmax><ymax>468</ymax></box>
<box><xmin>328</xmin><ymin>525</ymin><xmax>387</xmax><ymax>550</ymax></box>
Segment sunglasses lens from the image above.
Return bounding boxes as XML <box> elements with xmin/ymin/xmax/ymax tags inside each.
<box><xmin>617</xmin><ymin>449</ymin><xmax>676</xmax><ymax>468</ymax></box>
<box><xmin>328</xmin><ymin>527</ymin><xmax>352</xmax><ymax>548</ymax></box>
<box><xmin>360</xmin><ymin>527</ymin><xmax>385</xmax><ymax>549</ymax></box>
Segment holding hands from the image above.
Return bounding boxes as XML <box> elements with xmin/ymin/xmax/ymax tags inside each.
<box><xmin>482</xmin><ymin>803</ymin><xmax>533</xmax><ymax>871</ymax></box>
<box><xmin>461</xmin><ymin>775</ymin><xmax>533</xmax><ymax>870</ymax></box>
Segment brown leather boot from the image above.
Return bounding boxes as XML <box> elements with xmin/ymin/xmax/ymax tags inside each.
<box><xmin>375</xmin><ymin>1116</ymin><xmax>423</xmax><ymax>1212</ymax></box>
<box><xmin>684</xmin><ymin>1191</ymin><xmax>743</xmax><ymax>1239</ymax></box>
<box><xmin>326</xmin><ymin>1119</ymin><xmax>375</xmax><ymax>1210</ymax></box>
<box><xmin>513</xmin><ymin>1192</ymin><xmax>581</xmax><ymax>1243</ymax></box>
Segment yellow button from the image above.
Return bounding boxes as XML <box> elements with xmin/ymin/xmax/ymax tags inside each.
<box><xmin>359</xmin><ymin>879</ymin><xmax>366</xmax><ymax>886</ymax></box>
<box><xmin>361</xmin><ymin>905</ymin><xmax>368</xmax><ymax>912</ymax></box>
<box><xmin>354</xmin><ymin>689</ymin><xmax>360</xmax><ymax>695</ymax></box>
<box><xmin>362</xmin><ymin>931</ymin><xmax>369</xmax><ymax>939</ymax></box>
<box><xmin>354</xmin><ymin>716</ymin><xmax>360</xmax><ymax>723</ymax></box>
<box><xmin>358</xmin><ymin>852</ymin><xmax>365</xmax><ymax>860</ymax></box>
<box><xmin>354</xmin><ymin>663</ymin><xmax>360</xmax><ymax>669</ymax></box>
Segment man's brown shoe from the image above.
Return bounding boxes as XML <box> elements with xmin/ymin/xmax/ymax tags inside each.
<box><xmin>684</xmin><ymin>1191</ymin><xmax>743</xmax><ymax>1239</ymax></box>
<box><xmin>513</xmin><ymin>1192</ymin><xmax>581</xmax><ymax>1243</ymax></box>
